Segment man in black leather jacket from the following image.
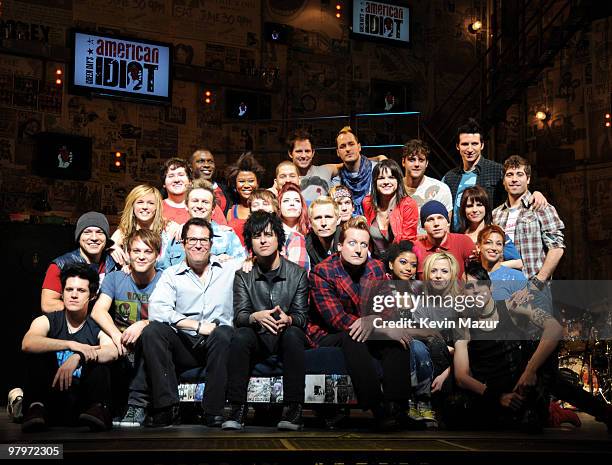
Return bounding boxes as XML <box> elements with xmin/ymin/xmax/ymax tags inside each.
<box><xmin>222</xmin><ymin>211</ymin><xmax>309</xmax><ymax>431</ymax></box>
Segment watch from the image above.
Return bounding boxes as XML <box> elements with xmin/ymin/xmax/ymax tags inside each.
<box><xmin>530</xmin><ymin>276</ymin><xmax>546</xmax><ymax>291</ymax></box>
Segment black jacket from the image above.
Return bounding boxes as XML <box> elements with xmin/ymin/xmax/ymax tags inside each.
<box><xmin>233</xmin><ymin>257</ymin><xmax>309</xmax><ymax>330</ymax></box>
<box><xmin>305</xmin><ymin>229</ymin><xmax>341</xmax><ymax>267</ymax></box>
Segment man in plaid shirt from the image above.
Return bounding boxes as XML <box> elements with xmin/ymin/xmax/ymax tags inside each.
<box><xmin>492</xmin><ymin>155</ymin><xmax>565</xmax><ymax>285</ymax></box>
<box><xmin>308</xmin><ymin>216</ymin><xmax>413</xmax><ymax>430</ymax></box>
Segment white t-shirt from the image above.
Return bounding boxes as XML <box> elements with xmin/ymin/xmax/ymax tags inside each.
<box><xmin>504</xmin><ymin>208</ymin><xmax>521</xmax><ymax>242</ymax></box>
<box><xmin>300</xmin><ymin>164</ymin><xmax>334</xmax><ymax>204</ymax></box>
<box><xmin>409</xmin><ymin>176</ymin><xmax>453</xmax><ymax>234</ymax></box>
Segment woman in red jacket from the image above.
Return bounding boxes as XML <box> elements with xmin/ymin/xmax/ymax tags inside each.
<box><xmin>363</xmin><ymin>159</ymin><xmax>418</xmax><ymax>259</ymax></box>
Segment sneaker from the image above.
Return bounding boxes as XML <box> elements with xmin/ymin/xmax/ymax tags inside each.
<box><xmin>277</xmin><ymin>403</ymin><xmax>303</xmax><ymax>431</ymax></box>
<box><xmin>115</xmin><ymin>405</ymin><xmax>146</xmax><ymax>427</ymax></box>
<box><xmin>144</xmin><ymin>404</ymin><xmax>181</xmax><ymax>427</ymax></box>
<box><xmin>221</xmin><ymin>403</ymin><xmax>248</xmax><ymax>430</ymax></box>
<box><xmin>203</xmin><ymin>414</ymin><xmax>224</xmax><ymax>428</ymax></box>
<box><xmin>408</xmin><ymin>400</ymin><xmax>422</xmax><ymax>421</ymax></box>
<box><xmin>79</xmin><ymin>403</ymin><xmax>112</xmax><ymax>431</ymax></box>
<box><xmin>22</xmin><ymin>403</ymin><xmax>48</xmax><ymax>433</ymax></box>
<box><xmin>7</xmin><ymin>388</ymin><xmax>23</xmax><ymax>423</ymax></box>
<box><xmin>417</xmin><ymin>401</ymin><xmax>438</xmax><ymax>428</ymax></box>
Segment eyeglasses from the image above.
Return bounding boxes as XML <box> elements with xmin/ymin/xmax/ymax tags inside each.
<box><xmin>184</xmin><ymin>237</ymin><xmax>211</xmax><ymax>246</ymax></box>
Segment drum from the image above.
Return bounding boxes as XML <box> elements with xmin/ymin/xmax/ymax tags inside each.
<box><xmin>559</xmin><ymin>356</ymin><xmax>599</xmax><ymax>393</ymax></box>
<box><xmin>561</xmin><ymin>318</ymin><xmax>587</xmax><ymax>354</ymax></box>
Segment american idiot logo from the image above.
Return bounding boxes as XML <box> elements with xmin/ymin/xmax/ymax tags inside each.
<box><xmin>73</xmin><ymin>32</ymin><xmax>171</xmax><ymax>99</ymax></box>
<box><xmin>353</xmin><ymin>0</ymin><xmax>409</xmax><ymax>43</ymax></box>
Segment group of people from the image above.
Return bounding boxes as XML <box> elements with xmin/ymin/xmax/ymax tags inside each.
<box><xmin>17</xmin><ymin>119</ymin><xmax>612</xmax><ymax>434</ymax></box>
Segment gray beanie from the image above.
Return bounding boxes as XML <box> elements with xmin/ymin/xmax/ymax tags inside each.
<box><xmin>75</xmin><ymin>211</ymin><xmax>112</xmax><ymax>245</ymax></box>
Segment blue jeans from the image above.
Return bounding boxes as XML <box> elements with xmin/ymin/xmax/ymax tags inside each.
<box><xmin>410</xmin><ymin>339</ymin><xmax>434</xmax><ymax>397</ymax></box>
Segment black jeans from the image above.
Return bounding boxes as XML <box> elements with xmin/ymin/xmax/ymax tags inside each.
<box><xmin>318</xmin><ymin>332</ymin><xmax>411</xmax><ymax>409</ymax></box>
<box><xmin>140</xmin><ymin>322</ymin><xmax>233</xmax><ymax>415</ymax></box>
<box><xmin>22</xmin><ymin>352</ymin><xmax>111</xmax><ymax>426</ymax></box>
<box><xmin>226</xmin><ymin>326</ymin><xmax>308</xmax><ymax>404</ymax></box>
<box><xmin>110</xmin><ymin>341</ymin><xmax>149</xmax><ymax>415</ymax></box>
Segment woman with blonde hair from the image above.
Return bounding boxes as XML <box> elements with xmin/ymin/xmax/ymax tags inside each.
<box><xmin>110</xmin><ymin>184</ymin><xmax>165</xmax><ymax>265</ymax></box>
<box><xmin>410</xmin><ymin>251</ymin><xmax>462</xmax><ymax>425</ymax></box>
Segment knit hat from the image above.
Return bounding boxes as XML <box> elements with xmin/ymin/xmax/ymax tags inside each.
<box><xmin>420</xmin><ymin>200</ymin><xmax>449</xmax><ymax>227</ymax></box>
<box><xmin>75</xmin><ymin>211</ymin><xmax>113</xmax><ymax>246</ymax></box>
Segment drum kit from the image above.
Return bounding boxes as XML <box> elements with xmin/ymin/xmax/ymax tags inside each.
<box><xmin>559</xmin><ymin>307</ymin><xmax>612</xmax><ymax>404</ymax></box>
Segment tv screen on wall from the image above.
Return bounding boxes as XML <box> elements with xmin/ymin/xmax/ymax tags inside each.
<box><xmin>70</xmin><ymin>30</ymin><xmax>172</xmax><ymax>103</ymax></box>
<box><xmin>351</xmin><ymin>0</ymin><xmax>410</xmax><ymax>44</ymax></box>
<box><xmin>33</xmin><ymin>132</ymin><xmax>92</xmax><ymax>181</ymax></box>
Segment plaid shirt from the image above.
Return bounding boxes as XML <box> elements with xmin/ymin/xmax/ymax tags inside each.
<box><xmin>443</xmin><ymin>156</ymin><xmax>506</xmax><ymax>225</ymax></box>
<box><xmin>492</xmin><ymin>190</ymin><xmax>565</xmax><ymax>279</ymax></box>
<box><xmin>307</xmin><ymin>254</ymin><xmax>387</xmax><ymax>346</ymax></box>
<box><xmin>282</xmin><ymin>229</ymin><xmax>311</xmax><ymax>273</ymax></box>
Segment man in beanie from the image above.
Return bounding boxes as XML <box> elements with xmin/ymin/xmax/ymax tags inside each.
<box><xmin>413</xmin><ymin>200</ymin><xmax>474</xmax><ymax>279</ymax></box>
<box><xmin>41</xmin><ymin>211</ymin><xmax>118</xmax><ymax>313</ymax></box>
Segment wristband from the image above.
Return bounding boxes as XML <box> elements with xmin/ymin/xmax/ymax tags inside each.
<box><xmin>530</xmin><ymin>276</ymin><xmax>546</xmax><ymax>291</ymax></box>
<box><xmin>196</xmin><ymin>320</ymin><xmax>202</xmax><ymax>335</ymax></box>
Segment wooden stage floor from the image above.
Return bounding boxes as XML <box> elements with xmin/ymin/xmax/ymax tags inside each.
<box><xmin>1</xmin><ymin>411</ymin><xmax>610</xmax><ymax>464</ymax></box>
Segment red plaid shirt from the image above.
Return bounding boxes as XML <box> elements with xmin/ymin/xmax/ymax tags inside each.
<box><xmin>307</xmin><ymin>254</ymin><xmax>387</xmax><ymax>346</ymax></box>
<box><xmin>492</xmin><ymin>190</ymin><xmax>565</xmax><ymax>279</ymax></box>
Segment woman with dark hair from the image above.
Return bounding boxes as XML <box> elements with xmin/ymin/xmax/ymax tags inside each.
<box><xmin>226</xmin><ymin>152</ymin><xmax>266</xmax><ymax>245</ymax></box>
<box><xmin>363</xmin><ymin>159</ymin><xmax>419</xmax><ymax>259</ymax></box>
<box><xmin>459</xmin><ymin>185</ymin><xmax>523</xmax><ymax>270</ymax></box>
<box><xmin>385</xmin><ymin>240</ymin><xmax>418</xmax><ymax>281</ymax></box>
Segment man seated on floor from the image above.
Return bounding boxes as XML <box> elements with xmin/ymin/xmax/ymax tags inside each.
<box><xmin>308</xmin><ymin>216</ymin><xmax>413</xmax><ymax>430</ymax></box>
<box><xmin>21</xmin><ymin>264</ymin><xmax>119</xmax><ymax>432</ymax></box>
<box><xmin>91</xmin><ymin>229</ymin><xmax>162</xmax><ymax>427</ymax></box>
<box><xmin>450</xmin><ymin>262</ymin><xmax>562</xmax><ymax>432</ymax></box>
<box><xmin>223</xmin><ymin>212</ymin><xmax>309</xmax><ymax>431</ymax></box>
<box><xmin>41</xmin><ymin>211</ymin><xmax>118</xmax><ymax>312</ymax></box>
<box><xmin>143</xmin><ymin>217</ymin><xmax>237</xmax><ymax>427</ymax></box>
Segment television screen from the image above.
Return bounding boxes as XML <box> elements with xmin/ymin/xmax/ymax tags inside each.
<box><xmin>70</xmin><ymin>30</ymin><xmax>172</xmax><ymax>103</ymax></box>
<box><xmin>225</xmin><ymin>89</ymin><xmax>271</xmax><ymax>120</ymax></box>
<box><xmin>33</xmin><ymin>132</ymin><xmax>92</xmax><ymax>181</ymax></box>
<box><xmin>352</xmin><ymin>0</ymin><xmax>410</xmax><ymax>44</ymax></box>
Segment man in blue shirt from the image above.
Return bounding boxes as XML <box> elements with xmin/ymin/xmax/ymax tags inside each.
<box><xmin>143</xmin><ymin>217</ymin><xmax>240</xmax><ymax>427</ymax></box>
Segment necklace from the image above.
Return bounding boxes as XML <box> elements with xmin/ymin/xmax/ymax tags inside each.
<box><xmin>66</xmin><ymin>317</ymin><xmax>86</xmax><ymax>334</ymax></box>
<box><xmin>479</xmin><ymin>302</ymin><xmax>497</xmax><ymax>319</ymax></box>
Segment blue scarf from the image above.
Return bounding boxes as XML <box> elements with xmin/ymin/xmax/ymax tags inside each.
<box><xmin>339</xmin><ymin>155</ymin><xmax>373</xmax><ymax>215</ymax></box>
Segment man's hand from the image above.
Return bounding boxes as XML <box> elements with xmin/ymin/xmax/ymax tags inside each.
<box><xmin>251</xmin><ymin>309</ymin><xmax>280</xmax><ymax>335</ymax></box>
<box><xmin>499</xmin><ymin>392</ymin><xmax>524</xmax><ymax>410</ymax></box>
<box><xmin>198</xmin><ymin>321</ymin><xmax>218</xmax><ymax>336</ymax></box>
<box><xmin>514</xmin><ymin>368</ymin><xmax>537</xmax><ymax>395</ymax></box>
<box><xmin>121</xmin><ymin>320</ymin><xmax>148</xmax><ymax>347</ymax></box>
<box><xmin>112</xmin><ymin>333</ymin><xmax>125</xmax><ymax>357</ymax></box>
<box><xmin>109</xmin><ymin>245</ymin><xmax>129</xmax><ymax>266</ymax></box>
<box><xmin>52</xmin><ymin>354</ymin><xmax>81</xmax><ymax>391</ymax></box>
<box><xmin>507</xmin><ymin>287</ymin><xmax>533</xmax><ymax>311</ymax></box>
<box><xmin>241</xmin><ymin>257</ymin><xmax>255</xmax><ymax>273</ymax></box>
<box><xmin>530</xmin><ymin>191</ymin><xmax>548</xmax><ymax>210</ymax></box>
<box><xmin>383</xmin><ymin>327</ymin><xmax>412</xmax><ymax>349</ymax></box>
<box><xmin>215</xmin><ymin>253</ymin><xmax>232</xmax><ymax>262</ymax></box>
<box><xmin>348</xmin><ymin>315</ymin><xmax>376</xmax><ymax>342</ymax></box>
<box><xmin>165</xmin><ymin>220</ymin><xmax>183</xmax><ymax>242</ymax></box>
<box><xmin>431</xmin><ymin>367</ymin><xmax>451</xmax><ymax>393</ymax></box>
<box><xmin>67</xmin><ymin>341</ymin><xmax>100</xmax><ymax>362</ymax></box>
<box><xmin>272</xmin><ymin>306</ymin><xmax>292</xmax><ymax>331</ymax></box>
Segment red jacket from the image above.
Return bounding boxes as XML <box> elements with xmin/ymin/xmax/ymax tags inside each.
<box><xmin>362</xmin><ymin>195</ymin><xmax>418</xmax><ymax>242</ymax></box>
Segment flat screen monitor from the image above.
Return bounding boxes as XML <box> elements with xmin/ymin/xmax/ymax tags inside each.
<box><xmin>33</xmin><ymin>132</ymin><xmax>92</xmax><ymax>181</ymax></box>
<box><xmin>70</xmin><ymin>30</ymin><xmax>172</xmax><ymax>103</ymax></box>
<box><xmin>351</xmin><ymin>0</ymin><xmax>410</xmax><ymax>44</ymax></box>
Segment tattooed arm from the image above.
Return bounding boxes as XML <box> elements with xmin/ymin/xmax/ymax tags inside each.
<box><xmin>511</xmin><ymin>303</ymin><xmax>562</xmax><ymax>394</ymax></box>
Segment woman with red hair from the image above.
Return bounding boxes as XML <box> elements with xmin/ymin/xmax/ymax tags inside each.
<box><xmin>278</xmin><ymin>182</ymin><xmax>310</xmax><ymax>272</ymax></box>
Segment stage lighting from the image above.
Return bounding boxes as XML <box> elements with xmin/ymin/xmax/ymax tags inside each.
<box><xmin>535</xmin><ymin>110</ymin><xmax>550</xmax><ymax>121</ymax></box>
<box><xmin>468</xmin><ymin>20</ymin><xmax>482</xmax><ymax>34</ymax></box>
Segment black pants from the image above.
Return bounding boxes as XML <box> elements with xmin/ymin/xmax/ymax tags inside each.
<box><xmin>318</xmin><ymin>332</ymin><xmax>411</xmax><ymax>409</ymax></box>
<box><xmin>140</xmin><ymin>322</ymin><xmax>233</xmax><ymax>415</ymax></box>
<box><xmin>226</xmin><ymin>326</ymin><xmax>308</xmax><ymax>404</ymax></box>
<box><xmin>22</xmin><ymin>352</ymin><xmax>111</xmax><ymax>426</ymax></box>
<box><xmin>110</xmin><ymin>342</ymin><xmax>149</xmax><ymax>415</ymax></box>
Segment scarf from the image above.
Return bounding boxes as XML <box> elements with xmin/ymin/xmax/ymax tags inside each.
<box><xmin>339</xmin><ymin>155</ymin><xmax>373</xmax><ymax>215</ymax></box>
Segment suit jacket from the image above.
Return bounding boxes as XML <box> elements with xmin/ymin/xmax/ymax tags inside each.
<box><xmin>233</xmin><ymin>257</ymin><xmax>309</xmax><ymax>331</ymax></box>
<box><xmin>307</xmin><ymin>254</ymin><xmax>387</xmax><ymax>346</ymax></box>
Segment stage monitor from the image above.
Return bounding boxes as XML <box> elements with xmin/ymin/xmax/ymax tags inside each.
<box><xmin>33</xmin><ymin>132</ymin><xmax>92</xmax><ymax>181</ymax></box>
<box><xmin>225</xmin><ymin>89</ymin><xmax>271</xmax><ymax>120</ymax></box>
<box><xmin>351</xmin><ymin>0</ymin><xmax>410</xmax><ymax>44</ymax></box>
<box><xmin>70</xmin><ymin>30</ymin><xmax>172</xmax><ymax>104</ymax></box>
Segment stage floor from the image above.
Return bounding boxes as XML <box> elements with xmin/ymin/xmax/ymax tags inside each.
<box><xmin>1</xmin><ymin>411</ymin><xmax>610</xmax><ymax>464</ymax></box>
